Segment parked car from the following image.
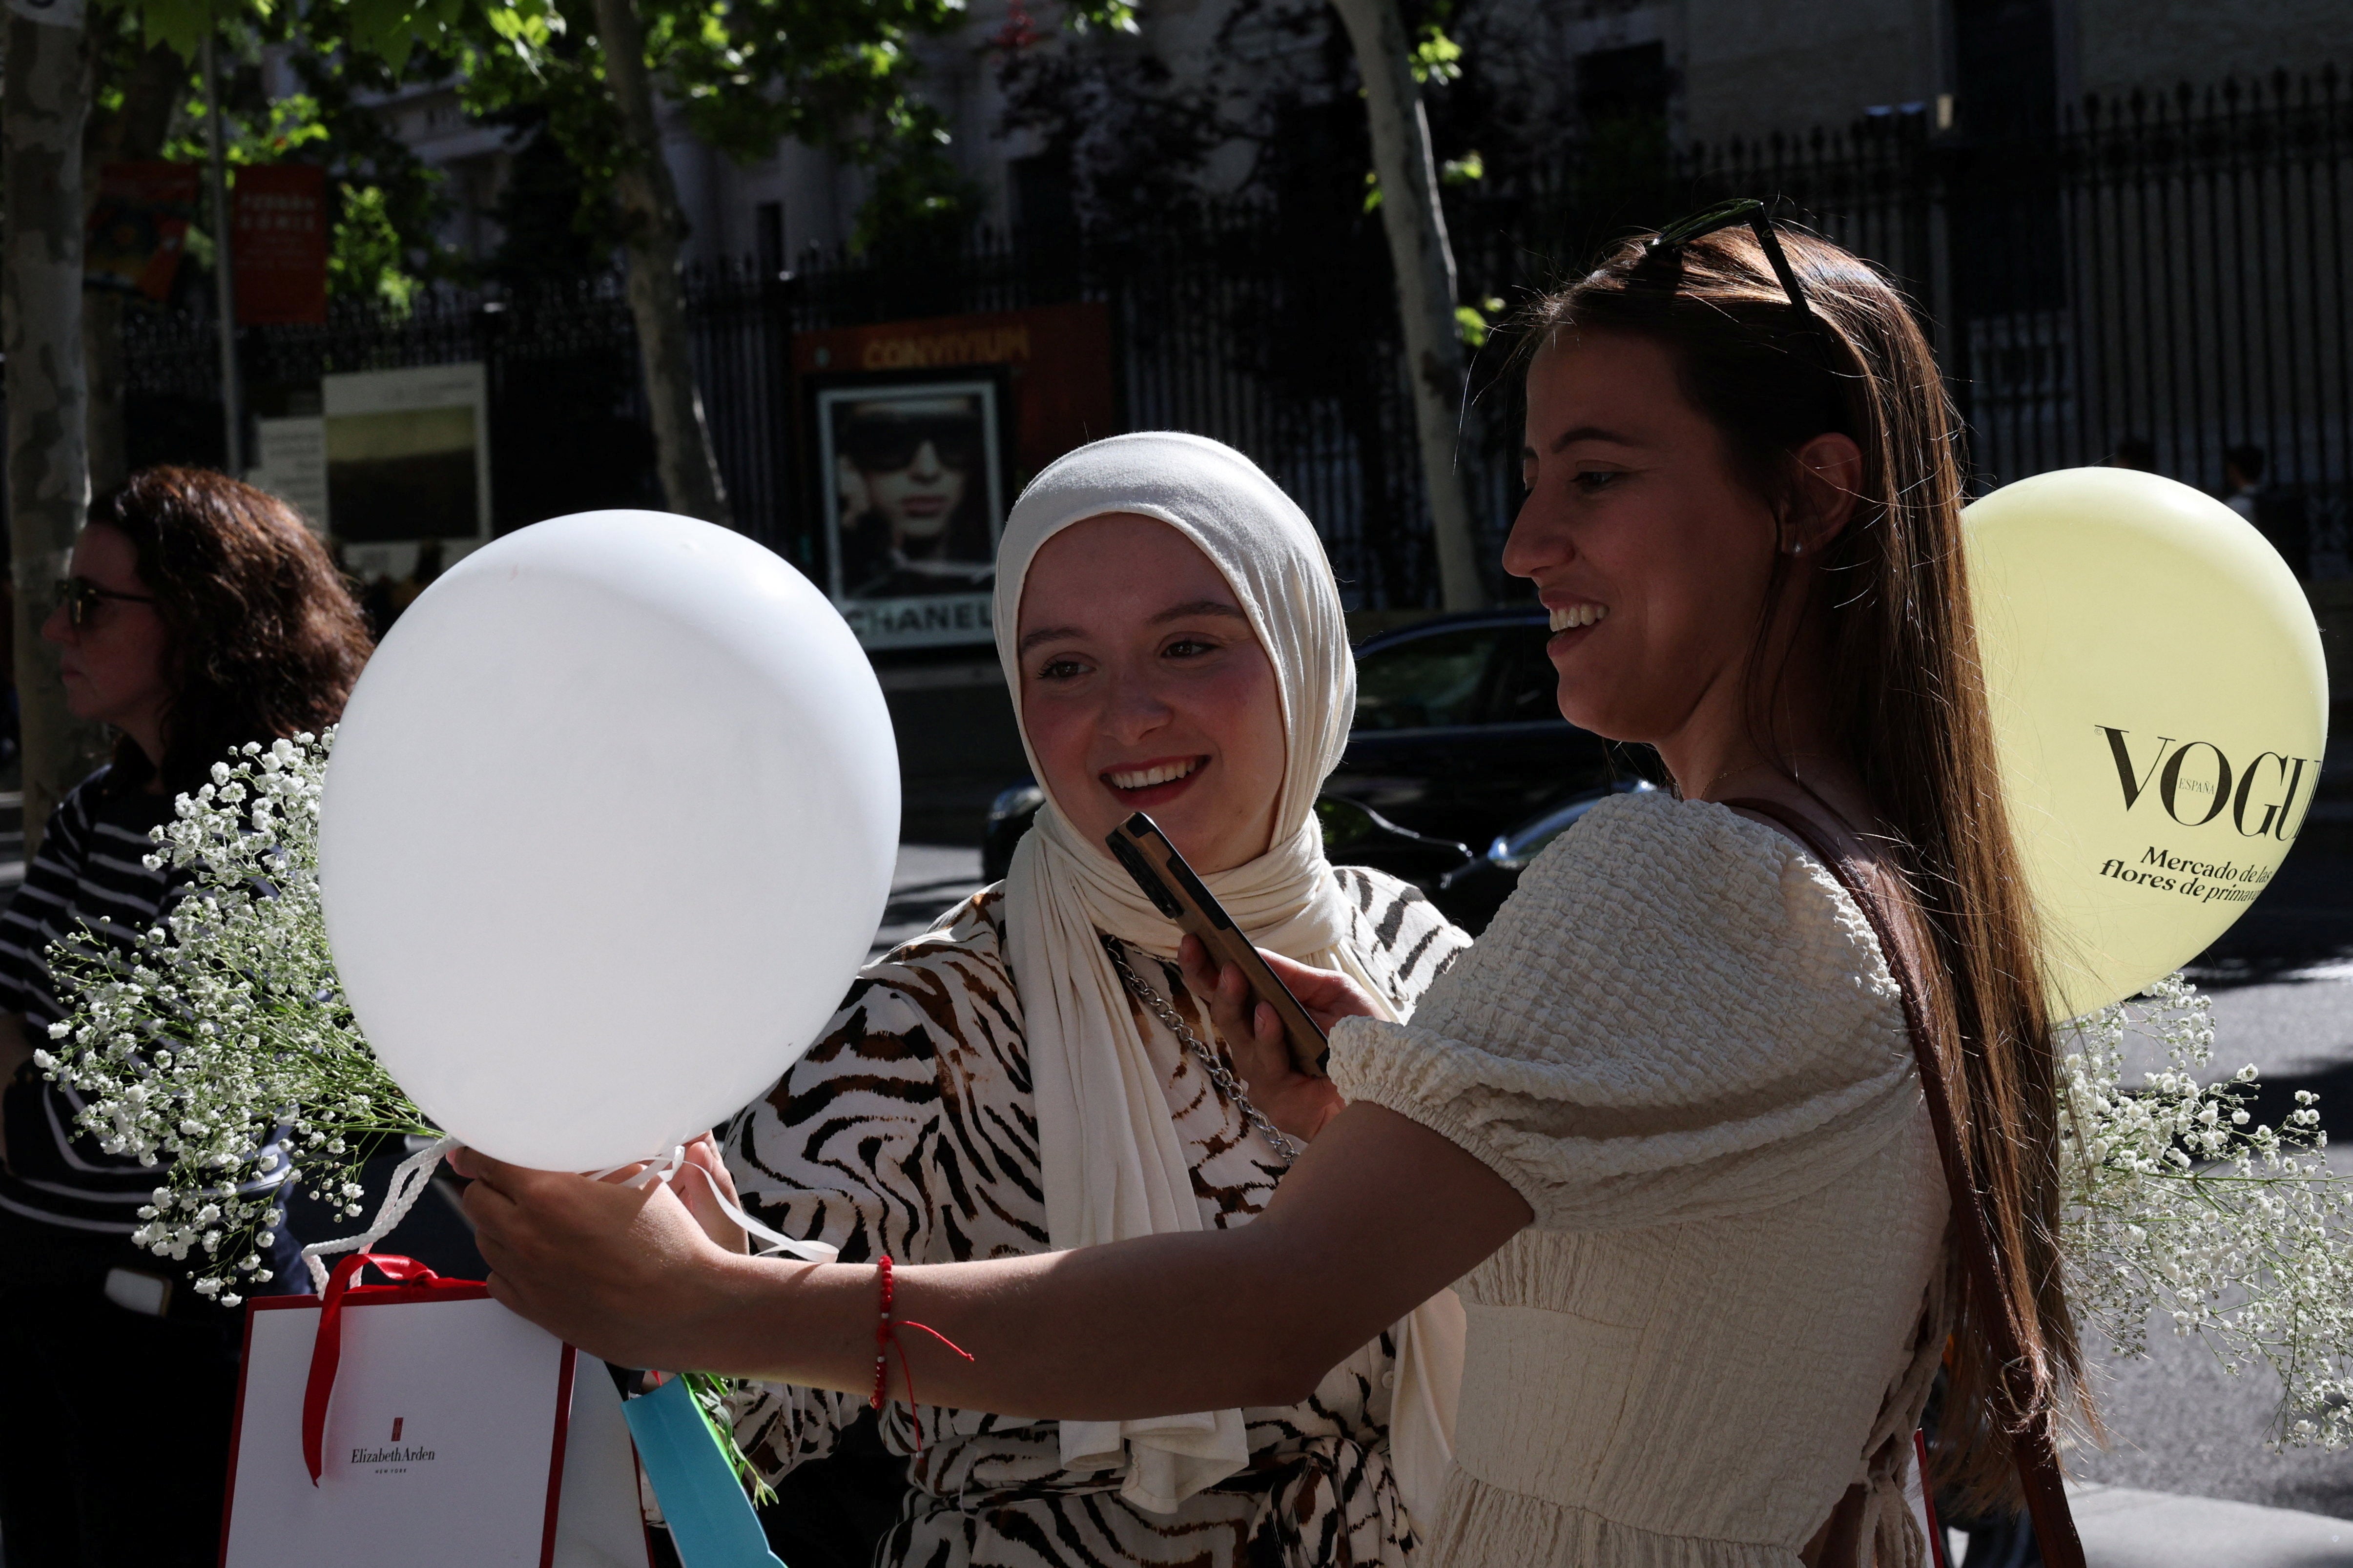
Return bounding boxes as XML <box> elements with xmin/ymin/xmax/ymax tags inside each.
<box><xmin>1328</xmin><ymin>610</ymin><xmax>1652</xmax><ymax>851</ymax></box>
<box><xmin>981</xmin><ymin>781</ymin><xmax>1047</xmax><ymax>883</ymax></box>
<box><xmin>981</xmin><ymin>783</ymin><xmax>1473</xmax><ymax>890</ymax></box>
<box><xmin>1432</xmin><ymin>778</ymin><xmax>1660</xmax><ymax>931</ymax></box>
<box><xmin>982</xmin><ymin>776</ymin><xmax>1654</xmax><ymax>935</ymax></box>
<box><xmin>979</xmin><ymin>609</ymin><xmax>1664</xmax><ymax>931</ymax></box>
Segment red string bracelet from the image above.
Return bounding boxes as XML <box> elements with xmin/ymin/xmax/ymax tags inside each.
<box><xmin>868</xmin><ymin>1254</ymin><xmax>973</xmax><ymax>1451</ymax></box>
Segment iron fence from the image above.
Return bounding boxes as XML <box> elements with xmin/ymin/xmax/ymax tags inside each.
<box><xmin>1455</xmin><ymin>66</ymin><xmax>2353</xmax><ymax>588</ymax></box>
<box><xmin>117</xmin><ymin>63</ymin><xmax>2353</xmax><ymax>610</ymax></box>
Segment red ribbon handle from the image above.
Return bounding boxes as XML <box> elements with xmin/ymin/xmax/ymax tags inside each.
<box><xmin>300</xmin><ymin>1253</ymin><xmax>476</xmax><ymax>1485</ymax></box>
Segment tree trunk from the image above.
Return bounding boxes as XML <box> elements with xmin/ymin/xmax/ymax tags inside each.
<box><xmin>84</xmin><ymin>37</ymin><xmax>186</xmax><ymax>497</ymax></box>
<box><xmin>588</xmin><ymin>0</ymin><xmax>734</xmax><ymax>527</ymax></box>
<box><xmin>1329</xmin><ymin>0</ymin><xmax>1484</xmax><ymax>611</ymax></box>
<box><xmin>6</xmin><ymin>9</ymin><xmax>107</xmax><ymax>854</ymax></box>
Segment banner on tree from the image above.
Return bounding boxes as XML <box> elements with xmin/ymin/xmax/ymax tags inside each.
<box><xmin>233</xmin><ymin>164</ymin><xmax>330</xmax><ymax>327</ymax></box>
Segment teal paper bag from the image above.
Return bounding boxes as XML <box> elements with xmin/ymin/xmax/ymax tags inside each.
<box><xmin>621</xmin><ymin>1377</ymin><xmax>785</xmax><ymax>1568</ymax></box>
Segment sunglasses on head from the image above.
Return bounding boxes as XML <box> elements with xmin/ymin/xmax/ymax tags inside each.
<box><xmin>59</xmin><ymin>576</ymin><xmax>157</xmax><ymax>629</ymax></box>
<box><xmin>1644</xmin><ymin>198</ymin><xmax>1845</xmax><ymax>364</ymax></box>
<box><xmin>839</xmin><ymin>416</ymin><xmax>982</xmax><ymax>474</ymax></box>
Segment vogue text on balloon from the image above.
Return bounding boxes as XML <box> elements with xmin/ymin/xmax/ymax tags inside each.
<box><xmin>2096</xmin><ymin>726</ymin><xmax>2317</xmax><ymax>840</ymax></box>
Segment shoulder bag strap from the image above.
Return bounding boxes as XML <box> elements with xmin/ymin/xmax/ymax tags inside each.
<box><xmin>1720</xmin><ymin>798</ymin><xmax>2085</xmax><ymax>1568</ymax></box>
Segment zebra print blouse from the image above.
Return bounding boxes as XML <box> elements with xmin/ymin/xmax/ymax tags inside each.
<box><xmin>727</xmin><ymin>866</ymin><xmax>1469</xmax><ymax>1568</ymax></box>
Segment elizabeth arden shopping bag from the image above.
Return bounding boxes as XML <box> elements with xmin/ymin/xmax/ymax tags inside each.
<box><xmin>220</xmin><ymin>1253</ymin><xmax>648</xmax><ymax>1568</ymax></box>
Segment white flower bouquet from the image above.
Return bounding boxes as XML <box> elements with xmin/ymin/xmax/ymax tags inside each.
<box><xmin>36</xmin><ymin>734</ymin><xmax>433</xmax><ymax>1306</ymax></box>
<box><xmin>2059</xmin><ymin>973</ymin><xmax>2351</xmax><ymax>1447</ymax></box>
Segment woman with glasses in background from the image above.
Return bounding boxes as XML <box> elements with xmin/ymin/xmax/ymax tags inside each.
<box><xmin>467</xmin><ymin>213</ymin><xmax>2093</xmax><ymax>1568</ymax></box>
<box><xmin>0</xmin><ymin>467</ymin><xmax>372</xmax><ymax>1568</ymax></box>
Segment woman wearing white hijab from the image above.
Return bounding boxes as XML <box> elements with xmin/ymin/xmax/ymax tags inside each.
<box><xmin>720</xmin><ymin>433</ymin><xmax>1469</xmax><ymax>1568</ymax></box>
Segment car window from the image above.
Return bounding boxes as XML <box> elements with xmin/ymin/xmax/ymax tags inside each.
<box><xmin>1487</xmin><ymin>626</ymin><xmax>1565</xmax><ymax>725</ymax></box>
<box><xmin>1353</xmin><ymin>627</ymin><xmax>1503</xmax><ymax>731</ymax></box>
<box><xmin>1316</xmin><ymin>797</ymin><xmax>1380</xmax><ymax>850</ymax></box>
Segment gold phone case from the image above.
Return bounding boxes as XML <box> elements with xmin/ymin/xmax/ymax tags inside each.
<box><xmin>1105</xmin><ymin>812</ymin><xmax>1330</xmax><ymax>1075</ymax></box>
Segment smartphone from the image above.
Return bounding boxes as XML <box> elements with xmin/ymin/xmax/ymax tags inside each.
<box><xmin>1104</xmin><ymin>812</ymin><xmax>1330</xmax><ymax>1075</ymax></box>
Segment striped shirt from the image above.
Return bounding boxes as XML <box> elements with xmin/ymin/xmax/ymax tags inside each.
<box><xmin>0</xmin><ymin>767</ymin><xmax>186</xmax><ymax>1232</ymax></box>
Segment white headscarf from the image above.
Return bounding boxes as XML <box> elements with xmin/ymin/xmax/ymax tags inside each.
<box><xmin>992</xmin><ymin>432</ymin><xmax>1461</xmax><ymax>1520</ymax></box>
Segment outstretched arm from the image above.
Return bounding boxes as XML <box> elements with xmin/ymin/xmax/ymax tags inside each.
<box><xmin>458</xmin><ymin>1099</ymin><xmax>1529</xmax><ymax>1421</ymax></box>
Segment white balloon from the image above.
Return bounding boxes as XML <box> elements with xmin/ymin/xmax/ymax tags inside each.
<box><xmin>318</xmin><ymin>511</ymin><xmax>900</xmax><ymax>1171</ymax></box>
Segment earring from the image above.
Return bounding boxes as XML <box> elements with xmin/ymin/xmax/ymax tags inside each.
<box><xmin>1788</xmin><ymin>541</ymin><xmax>1804</xmax><ymax>557</ymax></box>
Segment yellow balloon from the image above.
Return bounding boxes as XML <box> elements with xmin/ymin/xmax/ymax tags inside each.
<box><xmin>1964</xmin><ymin>468</ymin><xmax>2330</xmax><ymax>1019</ymax></box>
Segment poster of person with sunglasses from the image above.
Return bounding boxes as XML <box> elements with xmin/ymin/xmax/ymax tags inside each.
<box><xmin>817</xmin><ymin>381</ymin><xmax>1006</xmax><ymax>648</ymax></box>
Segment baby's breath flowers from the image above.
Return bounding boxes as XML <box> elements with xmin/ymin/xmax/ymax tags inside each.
<box><xmin>37</xmin><ymin>733</ymin><xmax>434</xmax><ymax>1306</ymax></box>
<box><xmin>2060</xmin><ymin>972</ymin><xmax>2352</xmax><ymax>1449</ymax></box>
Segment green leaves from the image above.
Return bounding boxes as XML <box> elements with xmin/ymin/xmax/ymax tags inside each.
<box><xmin>111</xmin><ymin>0</ymin><xmax>553</xmax><ymax>71</ymax></box>
<box><xmin>450</xmin><ymin>0</ymin><xmax>1015</xmax><ymax>257</ymax></box>
<box><xmin>103</xmin><ymin>0</ymin><xmax>1138</xmax><ymax>285</ymax></box>
<box><xmin>161</xmin><ymin>90</ymin><xmax>328</xmax><ymax>165</ymax></box>
<box><xmin>1440</xmin><ymin>149</ymin><xmax>1483</xmax><ymax>185</ymax></box>
<box><xmin>1453</xmin><ymin>295</ymin><xmax>1501</xmax><ymax>348</ymax></box>
<box><xmin>124</xmin><ymin>0</ymin><xmax>260</xmax><ymax>64</ymax></box>
<box><xmin>1407</xmin><ymin>22</ymin><xmax>1461</xmax><ymax>87</ymax></box>
<box><xmin>330</xmin><ymin>184</ymin><xmax>422</xmax><ymax>309</ymax></box>
<box><xmin>362</xmin><ymin>0</ymin><xmax>561</xmax><ymax>71</ymax></box>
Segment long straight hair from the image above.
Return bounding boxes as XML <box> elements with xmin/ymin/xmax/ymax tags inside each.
<box><xmin>1518</xmin><ymin>227</ymin><xmax>2085</xmax><ymax>1505</ymax></box>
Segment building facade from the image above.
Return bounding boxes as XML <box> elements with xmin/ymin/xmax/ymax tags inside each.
<box><xmin>381</xmin><ymin>0</ymin><xmax>2350</xmax><ymax>276</ymax></box>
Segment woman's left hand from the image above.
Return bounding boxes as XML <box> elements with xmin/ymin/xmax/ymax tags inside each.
<box><xmin>1176</xmin><ymin>936</ymin><xmax>1353</xmax><ymax>1145</ymax></box>
<box><xmin>451</xmin><ymin>1145</ymin><xmax>762</xmax><ymax>1372</ymax></box>
<box><xmin>676</xmin><ymin>1133</ymin><xmax>750</xmax><ymax>1254</ymax></box>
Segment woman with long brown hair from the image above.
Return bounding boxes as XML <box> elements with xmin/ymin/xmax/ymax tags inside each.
<box><xmin>461</xmin><ymin>214</ymin><xmax>2088</xmax><ymax>1568</ymax></box>
<box><xmin>0</xmin><ymin>467</ymin><xmax>371</xmax><ymax>1567</ymax></box>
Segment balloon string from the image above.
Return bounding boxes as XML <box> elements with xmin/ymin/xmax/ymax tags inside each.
<box><xmin>303</xmin><ymin>1140</ymin><xmax>835</xmax><ymax>1297</ymax></box>
<box><xmin>301</xmin><ymin>1135</ymin><xmax>462</xmax><ymax>1293</ymax></box>
<box><xmin>593</xmin><ymin>1146</ymin><xmax>838</xmax><ymax>1265</ymax></box>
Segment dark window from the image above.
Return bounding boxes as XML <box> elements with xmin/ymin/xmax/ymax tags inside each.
<box><xmin>1355</xmin><ymin>628</ymin><xmax>1504</xmax><ymax>732</ymax></box>
<box><xmin>1575</xmin><ymin>41</ymin><xmax>1671</xmax><ymax>131</ymax></box>
<box><xmin>1011</xmin><ymin>149</ymin><xmax>1077</xmax><ymax>244</ymax></box>
<box><xmin>1951</xmin><ymin>0</ymin><xmax>2058</xmax><ymax>141</ymax></box>
<box><xmin>1948</xmin><ymin>0</ymin><xmax>2064</xmax><ymax>314</ymax></box>
<box><xmin>1486</xmin><ymin>626</ymin><xmax>1565</xmax><ymax>726</ymax></box>
<box><xmin>1574</xmin><ymin>41</ymin><xmax>1672</xmax><ymax>187</ymax></box>
<box><xmin>755</xmin><ymin>201</ymin><xmax>785</xmax><ymax>275</ymax></box>
<box><xmin>1267</xmin><ymin>99</ymin><xmax>1363</xmax><ymax>223</ymax></box>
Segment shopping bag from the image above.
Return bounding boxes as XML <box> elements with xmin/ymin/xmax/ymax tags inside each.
<box><xmin>554</xmin><ymin>1346</ymin><xmax>656</xmax><ymax>1568</ymax></box>
<box><xmin>1906</xmin><ymin>1431</ymin><xmax>1951</xmax><ymax>1568</ymax></box>
<box><xmin>621</xmin><ymin>1375</ymin><xmax>784</xmax><ymax>1568</ymax></box>
<box><xmin>220</xmin><ymin>1253</ymin><xmax>649</xmax><ymax>1568</ymax></box>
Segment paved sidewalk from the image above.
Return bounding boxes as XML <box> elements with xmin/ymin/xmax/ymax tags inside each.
<box><xmin>2066</xmin><ymin>1483</ymin><xmax>2352</xmax><ymax>1567</ymax></box>
<box><xmin>869</xmin><ymin>843</ymin><xmax>986</xmax><ymax>955</ymax></box>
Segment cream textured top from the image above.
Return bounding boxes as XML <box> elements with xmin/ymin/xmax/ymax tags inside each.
<box><xmin>1329</xmin><ymin>791</ymin><xmax>1952</xmax><ymax>1568</ymax></box>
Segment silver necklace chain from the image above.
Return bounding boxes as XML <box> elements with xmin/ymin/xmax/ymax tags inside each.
<box><xmin>1099</xmin><ymin>934</ymin><xmax>1300</xmax><ymax>1166</ymax></box>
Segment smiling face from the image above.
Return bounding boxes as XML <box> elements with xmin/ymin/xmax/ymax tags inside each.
<box><xmin>1016</xmin><ymin>514</ymin><xmax>1288</xmax><ymax>875</ymax></box>
<box><xmin>42</xmin><ymin>522</ymin><xmax>172</xmax><ymax>758</ymax></box>
<box><xmin>1502</xmin><ymin>328</ymin><xmax>1791</xmax><ymax>750</ymax></box>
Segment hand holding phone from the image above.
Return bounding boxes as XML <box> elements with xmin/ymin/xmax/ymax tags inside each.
<box><xmin>1104</xmin><ymin>813</ymin><xmax>1331</xmax><ymax>1076</ymax></box>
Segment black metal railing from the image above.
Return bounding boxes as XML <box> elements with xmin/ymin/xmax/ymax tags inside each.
<box><xmin>115</xmin><ymin>63</ymin><xmax>2352</xmax><ymax>609</ymax></box>
<box><xmin>1458</xmin><ymin>68</ymin><xmax>2353</xmax><ymax>585</ymax></box>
